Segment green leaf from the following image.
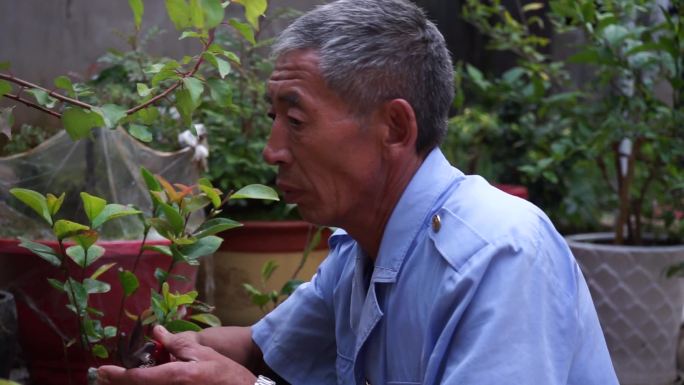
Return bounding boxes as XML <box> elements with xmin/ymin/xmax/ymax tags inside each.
<box><xmin>175</xmin><ymin>88</ymin><xmax>196</xmax><ymax>126</ymax></box>
<box><xmin>141</xmin><ymin>167</ymin><xmax>162</xmax><ymax>192</ymax></box>
<box><xmin>178</xmin><ymin>235</ymin><xmax>222</xmax><ymax>259</ymax></box>
<box><xmin>104</xmin><ymin>326</ymin><xmax>117</xmax><ymax>339</ymax></box>
<box><xmin>229</xmin><ymin>19</ymin><xmax>256</xmax><ymax>45</ymax></box>
<box><xmin>190</xmin><ymin>0</ymin><xmax>205</xmax><ymax>30</ymax></box>
<box><xmin>0</xmin><ymin>79</ymin><xmax>11</xmax><ymax>99</ymax></box>
<box><xmin>46</xmin><ymin>193</ymin><xmax>66</xmax><ymax>216</ymax></box>
<box><xmin>149</xmin><ymin>218</ymin><xmax>176</xmax><ymax>240</ymax></box>
<box><xmin>602</xmin><ymin>24</ymin><xmax>629</xmax><ymax>46</ymax></box>
<box><xmin>201</xmin><ymin>0</ymin><xmax>225</xmax><ymax>29</ymax></box>
<box><xmin>129</xmin><ymin>124</ymin><xmax>152</xmax><ymax>142</ymax></box>
<box><xmin>87</xmin><ymin>306</ymin><xmax>104</xmax><ymax>317</ymax></box>
<box><xmin>221</xmin><ymin>50</ymin><xmax>240</xmax><ymax>64</ymax></box>
<box><xmin>183</xmin><ymin>195</ymin><xmax>212</xmax><ymax>215</ymax></box>
<box><xmin>182</xmin><ymin>76</ymin><xmax>204</xmax><ymax>105</ymax></box>
<box><xmin>230</xmin><ymin>184</ymin><xmax>279</xmax><ymax>201</ymax></box>
<box><xmin>261</xmin><ymin>259</ymin><xmax>278</xmax><ymax>281</ymax></box>
<box><xmin>81</xmin><ymin>192</ymin><xmax>107</xmax><ymax>223</ymax></box>
<box><xmin>92</xmin><ymin>204</ymin><xmax>142</xmax><ymax>229</ymax></box>
<box><xmin>136</xmin><ymin>82</ymin><xmax>152</xmax><ymax>97</ymax></box>
<box><xmin>66</xmin><ymin>245</ymin><xmax>87</xmax><ymax>267</ymax></box>
<box><xmin>189</xmin><ymin>313</ymin><xmax>221</xmax><ymax>327</ymax></box>
<box><xmin>54</xmin><ymin>76</ymin><xmax>75</xmax><ymax>96</ymax></box>
<box><xmin>158</xmin><ymin>201</ymin><xmax>185</xmax><ymax>235</ymax></box>
<box><xmin>18</xmin><ymin>238</ymin><xmax>61</xmax><ymax>266</ymax></box>
<box><xmin>280</xmin><ymin>279</ymin><xmax>304</xmax><ymax>296</ymax></box>
<box><xmin>27</xmin><ymin>89</ymin><xmax>57</xmax><ymax>108</ymax></box>
<box><xmin>72</xmin><ymin>230</ymin><xmax>99</xmax><ymax>252</ymax></box>
<box><xmin>85</xmin><ymin>245</ymin><xmax>106</xmax><ymax>267</ymax></box>
<box><xmin>0</xmin><ymin>61</ymin><xmax>10</xmax><ymax>70</ymax></box>
<box><xmin>92</xmin><ymin>344</ymin><xmax>109</xmax><ymax>359</ymax></box>
<box><xmin>165</xmin><ymin>0</ymin><xmax>191</xmax><ymax>30</ymax></box>
<box><xmin>206</xmin><ymin>78</ymin><xmax>232</xmax><ymax>107</ymax></box>
<box><xmin>154</xmin><ymin>268</ymin><xmax>169</xmax><ymax>285</ymax></box>
<box><xmin>165</xmin><ymin>319</ymin><xmax>202</xmax><ymax>332</ymax></box>
<box><xmin>47</xmin><ymin>278</ymin><xmax>65</xmax><ymax>292</ymax></box>
<box><xmin>522</xmin><ymin>2</ymin><xmax>544</xmax><ymax>12</ymax></box>
<box><xmin>135</xmin><ymin>106</ymin><xmax>160</xmax><ymax>125</ymax></box>
<box><xmin>83</xmin><ymin>278</ymin><xmax>111</xmax><ymax>294</ymax></box>
<box><xmin>235</xmin><ymin>0</ymin><xmax>267</xmax><ymax>30</ymax></box>
<box><xmin>215</xmin><ymin>57</ymin><xmax>231</xmax><ymax>79</ymax></box>
<box><xmin>10</xmin><ymin>188</ymin><xmax>52</xmax><ymax>224</ymax></box>
<box><xmin>54</xmin><ymin>220</ymin><xmax>89</xmax><ymax>240</ymax></box>
<box><xmin>91</xmin><ymin>262</ymin><xmax>117</xmax><ymax>280</ymax></box>
<box><xmin>243</xmin><ymin>283</ymin><xmax>270</xmax><ymax>307</ymax></box>
<box><xmin>193</xmin><ymin>217</ymin><xmax>242</xmax><ymax>238</ymax></box>
<box><xmin>128</xmin><ymin>0</ymin><xmax>144</xmax><ymax>30</ymax></box>
<box><xmin>180</xmin><ymin>31</ymin><xmax>207</xmax><ymax>40</ymax></box>
<box><xmin>94</xmin><ymin>104</ymin><xmax>128</xmax><ymax>129</ymax></box>
<box><xmin>198</xmin><ymin>181</ymin><xmax>222</xmax><ymax>208</ymax></box>
<box><xmin>65</xmin><ymin>278</ymin><xmax>88</xmax><ymax>315</ymax></box>
<box><xmin>61</xmin><ymin>107</ymin><xmax>104</xmax><ymax>140</ymax></box>
<box><xmin>119</xmin><ymin>270</ymin><xmax>139</xmax><ymax>297</ymax></box>
<box><xmin>143</xmin><ymin>244</ymin><xmax>173</xmax><ymax>256</ymax></box>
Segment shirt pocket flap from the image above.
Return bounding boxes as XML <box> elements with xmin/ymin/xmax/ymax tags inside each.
<box><xmin>428</xmin><ymin>208</ymin><xmax>488</xmax><ymax>271</ymax></box>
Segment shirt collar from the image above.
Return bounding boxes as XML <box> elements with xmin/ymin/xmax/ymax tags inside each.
<box><xmin>372</xmin><ymin>148</ymin><xmax>463</xmax><ymax>282</ymax></box>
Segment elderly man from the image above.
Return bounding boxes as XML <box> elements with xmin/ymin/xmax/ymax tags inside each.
<box><xmin>99</xmin><ymin>0</ymin><xmax>618</xmax><ymax>384</ymax></box>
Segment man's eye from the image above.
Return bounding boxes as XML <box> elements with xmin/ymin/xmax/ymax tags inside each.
<box><xmin>267</xmin><ymin>112</ymin><xmax>275</xmax><ymax>121</ymax></box>
<box><xmin>288</xmin><ymin>117</ymin><xmax>302</xmax><ymax>127</ymax></box>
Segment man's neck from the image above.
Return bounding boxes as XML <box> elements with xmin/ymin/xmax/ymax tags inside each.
<box><xmin>343</xmin><ymin>155</ymin><xmax>424</xmax><ymax>260</ymax></box>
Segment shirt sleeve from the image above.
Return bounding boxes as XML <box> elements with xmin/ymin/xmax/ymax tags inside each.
<box><xmin>423</xmin><ymin>221</ymin><xmax>618</xmax><ymax>385</ymax></box>
<box><xmin>252</xmin><ymin>237</ymin><xmax>349</xmax><ymax>384</ymax></box>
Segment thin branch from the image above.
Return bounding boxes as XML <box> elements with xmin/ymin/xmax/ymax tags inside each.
<box><xmin>4</xmin><ymin>93</ymin><xmax>62</xmax><ymax>118</ymax></box>
<box><xmin>0</xmin><ymin>73</ymin><xmax>93</xmax><ymax>109</ymax></box>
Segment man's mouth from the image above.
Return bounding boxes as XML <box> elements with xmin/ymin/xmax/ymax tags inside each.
<box><xmin>276</xmin><ymin>181</ymin><xmax>303</xmax><ymax>202</ymax></box>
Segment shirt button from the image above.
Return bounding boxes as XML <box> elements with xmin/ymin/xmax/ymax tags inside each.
<box><xmin>432</xmin><ymin>214</ymin><xmax>441</xmax><ymax>232</ymax></box>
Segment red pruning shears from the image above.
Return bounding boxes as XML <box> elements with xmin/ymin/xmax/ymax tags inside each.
<box><xmin>118</xmin><ymin>320</ymin><xmax>171</xmax><ymax>369</ymax></box>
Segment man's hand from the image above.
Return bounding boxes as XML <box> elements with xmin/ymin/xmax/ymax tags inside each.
<box><xmin>97</xmin><ymin>325</ymin><xmax>257</xmax><ymax>385</ymax></box>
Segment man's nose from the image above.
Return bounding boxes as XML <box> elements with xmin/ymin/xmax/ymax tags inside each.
<box><xmin>262</xmin><ymin>123</ymin><xmax>292</xmax><ymax>166</ymax></box>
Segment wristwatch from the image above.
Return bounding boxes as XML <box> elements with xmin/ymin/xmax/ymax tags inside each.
<box><xmin>255</xmin><ymin>375</ymin><xmax>276</xmax><ymax>385</ymax></box>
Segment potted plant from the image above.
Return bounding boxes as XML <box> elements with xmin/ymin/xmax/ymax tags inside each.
<box><xmin>444</xmin><ymin>0</ymin><xmax>573</xmax><ymax>203</ymax></box>
<box><xmin>547</xmin><ymin>1</ymin><xmax>684</xmax><ymax>384</ymax></box>
<box><xmin>459</xmin><ymin>1</ymin><xmax>684</xmax><ymax>384</ymax></box>
<box><xmin>0</xmin><ymin>1</ymin><xmax>279</xmax><ymax>383</ymax></box>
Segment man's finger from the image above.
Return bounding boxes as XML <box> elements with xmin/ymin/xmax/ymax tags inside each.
<box><xmin>98</xmin><ymin>362</ymin><xmax>195</xmax><ymax>385</ymax></box>
<box><xmin>152</xmin><ymin>325</ymin><xmax>213</xmax><ymax>362</ymax></box>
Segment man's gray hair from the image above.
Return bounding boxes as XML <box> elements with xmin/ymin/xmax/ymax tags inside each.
<box><xmin>272</xmin><ymin>0</ymin><xmax>454</xmax><ymax>154</ymax></box>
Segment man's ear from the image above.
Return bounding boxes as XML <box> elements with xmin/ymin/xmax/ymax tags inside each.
<box><xmin>382</xmin><ymin>98</ymin><xmax>418</xmax><ymax>153</ymax></box>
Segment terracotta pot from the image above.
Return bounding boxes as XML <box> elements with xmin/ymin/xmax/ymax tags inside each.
<box><xmin>493</xmin><ymin>183</ymin><xmax>529</xmax><ymax>200</ymax></box>
<box><xmin>566</xmin><ymin>233</ymin><xmax>684</xmax><ymax>385</ymax></box>
<box><xmin>210</xmin><ymin>221</ymin><xmax>330</xmax><ymax>326</ymax></box>
<box><xmin>0</xmin><ymin>238</ymin><xmax>197</xmax><ymax>385</ymax></box>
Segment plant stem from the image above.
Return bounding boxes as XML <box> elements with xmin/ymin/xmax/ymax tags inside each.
<box><xmin>58</xmin><ymin>239</ymin><xmax>89</xmax><ymax>355</ymax></box>
<box><xmin>113</xmin><ymin>228</ymin><xmax>149</xmax><ymax>359</ymax></box>
<box><xmin>3</xmin><ymin>93</ymin><xmax>62</xmax><ymax>118</ymax></box>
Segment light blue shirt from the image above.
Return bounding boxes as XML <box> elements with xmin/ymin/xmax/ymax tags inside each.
<box><xmin>252</xmin><ymin>148</ymin><xmax>618</xmax><ymax>384</ymax></box>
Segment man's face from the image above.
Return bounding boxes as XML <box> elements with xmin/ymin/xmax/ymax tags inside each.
<box><xmin>263</xmin><ymin>50</ymin><xmax>385</xmax><ymax>227</ymax></box>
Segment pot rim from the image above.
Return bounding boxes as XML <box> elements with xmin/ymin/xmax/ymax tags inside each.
<box><xmin>565</xmin><ymin>232</ymin><xmax>684</xmax><ymax>253</ymax></box>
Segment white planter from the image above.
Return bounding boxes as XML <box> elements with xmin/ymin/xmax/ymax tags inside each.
<box><xmin>566</xmin><ymin>233</ymin><xmax>684</xmax><ymax>385</ymax></box>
